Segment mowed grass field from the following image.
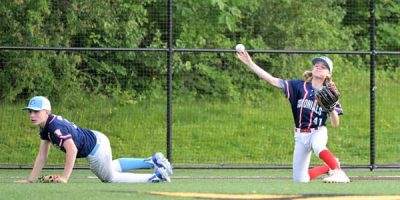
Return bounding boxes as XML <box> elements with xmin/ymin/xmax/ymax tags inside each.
<box><xmin>1</xmin><ymin>68</ymin><xmax>399</xmax><ymax>200</ymax></box>
<box><xmin>1</xmin><ymin>68</ymin><xmax>399</xmax><ymax>167</ymax></box>
<box><xmin>1</xmin><ymin>169</ymin><xmax>400</xmax><ymax>200</ymax></box>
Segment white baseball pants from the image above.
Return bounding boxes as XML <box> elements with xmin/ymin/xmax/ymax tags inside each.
<box><xmin>86</xmin><ymin>131</ymin><xmax>155</xmax><ymax>183</ymax></box>
<box><xmin>292</xmin><ymin>126</ymin><xmax>328</xmax><ymax>183</ymax></box>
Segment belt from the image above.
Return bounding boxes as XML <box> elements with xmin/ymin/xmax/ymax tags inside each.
<box><xmin>296</xmin><ymin>127</ymin><xmax>321</xmax><ymax>133</ymax></box>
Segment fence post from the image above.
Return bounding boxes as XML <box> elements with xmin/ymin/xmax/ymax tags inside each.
<box><xmin>167</xmin><ymin>0</ymin><xmax>173</xmax><ymax>163</ymax></box>
<box><xmin>369</xmin><ymin>0</ymin><xmax>377</xmax><ymax>171</ymax></box>
<box><xmin>166</xmin><ymin>0</ymin><xmax>173</xmax><ymax>163</ymax></box>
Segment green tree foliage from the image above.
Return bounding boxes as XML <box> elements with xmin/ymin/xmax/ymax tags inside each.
<box><xmin>0</xmin><ymin>0</ymin><xmax>398</xmax><ymax>102</ymax></box>
<box><xmin>0</xmin><ymin>0</ymin><xmax>157</xmax><ymax>102</ymax></box>
<box><xmin>375</xmin><ymin>1</ymin><xmax>400</xmax><ymax>71</ymax></box>
<box><xmin>342</xmin><ymin>0</ymin><xmax>400</xmax><ymax>71</ymax></box>
<box><xmin>255</xmin><ymin>0</ymin><xmax>358</xmax><ymax>79</ymax></box>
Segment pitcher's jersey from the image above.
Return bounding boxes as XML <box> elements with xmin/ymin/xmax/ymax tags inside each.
<box><xmin>38</xmin><ymin>114</ymin><xmax>97</xmax><ymax>158</ymax></box>
<box><xmin>280</xmin><ymin>79</ymin><xmax>343</xmax><ymax>129</ymax></box>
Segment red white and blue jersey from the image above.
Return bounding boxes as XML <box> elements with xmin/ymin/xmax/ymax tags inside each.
<box><xmin>280</xmin><ymin>79</ymin><xmax>343</xmax><ymax>129</ymax></box>
<box><xmin>38</xmin><ymin>115</ymin><xmax>97</xmax><ymax>158</ymax></box>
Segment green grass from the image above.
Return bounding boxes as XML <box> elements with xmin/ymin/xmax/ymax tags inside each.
<box><xmin>0</xmin><ymin>69</ymin><xmax>399</xmax><ymax>167</ymax></box>
<box><xmin>1</xmin><ymin>169</ymin><xmax>400</xmax><ymax>200</ymax></box>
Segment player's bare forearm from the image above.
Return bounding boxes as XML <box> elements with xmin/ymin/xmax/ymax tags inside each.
<box><xmin>62</xmin><ymin>140</ymin><xmax>78</xmax><ymax>182</ymax></box>
<box><xmin>62</xmin><ymin>155</ymin><xmax>76</xmax><ymax>182</ymax></box>
<box><xmin>236</xmin><ymin>51</ymin><xmax>281</xmax><ymax>88</ymax></box>
<box><xmin>28</xmin><ymin>155</ymin><xmax>46</xmax><ymax>182</ymax></box>
<box><xmin>28</xmin><ymin>140</ymin><xmax>51</xmax><ymax>182</ymax></box>
<box><xmin>330</xmin><ymin>110</ymin><xmax>340</xmax><ymax>127</ymax></box>
<box><xmin>248</xmin><ymin>62</ymin><xmax>282</xmax><ymax>88</ymax></box>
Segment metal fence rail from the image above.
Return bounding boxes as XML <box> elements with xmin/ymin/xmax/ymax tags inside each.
<box><xmin>1</xmin><ymin>0</ymin><xmax>399</xmax><ymax>169</ymax></box>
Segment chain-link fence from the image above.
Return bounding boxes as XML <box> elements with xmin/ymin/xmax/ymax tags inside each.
<box><xmin>0</xmin><ymin>0</ymin><xmax>399</xmax><ymax>169</ymax></box>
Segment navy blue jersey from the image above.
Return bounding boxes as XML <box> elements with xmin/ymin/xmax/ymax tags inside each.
<box><xmin>39</xmin><ymin>115</ymin><xmax>97</xmax><ymax>158</ymax></box>
<box><xmin>280</xmin><ymin>79</ymin><xmax>343</xmax><ymax>129</ymax></box>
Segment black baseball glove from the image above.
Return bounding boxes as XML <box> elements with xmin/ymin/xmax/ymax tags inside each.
<box><xmin>315</xmin><ymin>83</ymin><xmax>340</xmax><ymax>112</ymax></box>
<box><xmin>38</xmin><ymin>175</ymin><xmax>67</xmax><ymax>183</ymax></box>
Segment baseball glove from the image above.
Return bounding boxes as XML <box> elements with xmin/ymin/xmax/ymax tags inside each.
<box><xmin>38</xmin><ymin>175</ymin><xmax>67</xmax><ymax>183</ymax></box>
<box><xmin>315</xmin><ymin>83</ymin><xmax>340</xmax><ymax>112</ymax></box>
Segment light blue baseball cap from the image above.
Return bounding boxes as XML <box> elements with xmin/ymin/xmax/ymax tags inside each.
<box><xmin>312</xmin><ymin>56</ymin><xmax>333</xmax><ymax>73</ymax></box>
<box><xmin>23</xmin><ymin>96</ymin><xmax>51</xmax><ymax>111</ymax></box>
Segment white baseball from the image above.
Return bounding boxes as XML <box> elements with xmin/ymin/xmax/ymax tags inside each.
<box><xmin>235</xmin><ymin>44</ymin><xmax>245</xmax><ymax>52</ymax></box>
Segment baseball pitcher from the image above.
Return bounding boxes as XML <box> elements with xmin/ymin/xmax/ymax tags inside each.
<box><xmin>236</xmin><ymin>50</ymin><xmax>350</xmax><ymax>183</ymax></box>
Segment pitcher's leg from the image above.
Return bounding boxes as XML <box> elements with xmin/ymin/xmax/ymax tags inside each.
<box><xmin>293</xmin><ymin>133</ymin><xmax>312</xmax><ymax>183</ymax></box>
<box><xmin>311</xmin><ymin>127</ymin><xmax>340</xmax><ymax>170</ymax></box>
<box><xmin>310</xmin><ymin>128</ymin><xmax>349</xmax><ymax>183</ymax></box>
<box><xmin>308</xmin><ymin>165</ymin><xmax>329</xmax><ymax>180</ymax></box>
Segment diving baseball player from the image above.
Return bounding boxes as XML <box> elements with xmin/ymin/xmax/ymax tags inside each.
<box><xmin>18</xmin><ymin>96</ymin><xmax>173</xmax><ymax>183</ymax></box>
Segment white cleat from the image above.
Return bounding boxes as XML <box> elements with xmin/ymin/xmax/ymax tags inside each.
<box><xmin>146</xmin><ymin>152</ymin><xmax>173</xmax><ymax>175</ymax></box>
<box><xmin>156</xmin><ymin>167</ymin><xmax>171</xmax><ymax>182</ymax></box>
<box><xmin>327</xmin><ymin>158</ymin><xmax>341</xmax><ymax>176</ymax></box>
<box><xmin>323</xmin><ymin>169</ymin><xmax>350</xmax><ymax>183</ymax></box>
<box><xmin>148</xmin><ymin>167</ymin><xmax>171</xmax><ymax>183</ymax></box>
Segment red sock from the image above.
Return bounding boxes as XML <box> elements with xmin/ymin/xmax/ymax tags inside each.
<box><xmin>319</xmin><ymin>149</ymin><xmax>339</xmax><ymax>170</ymax></box>
<box><xmin>308</xmin><ymin>165</ymin><xmax>330</xmax><ymax>180</ymax></box>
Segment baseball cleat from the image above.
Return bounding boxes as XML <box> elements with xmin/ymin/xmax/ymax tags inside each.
<box><xmin>154</xmin><ymin>167</ymin><xmax>171</xmax><ymax>183</ymax></box>
<box><xmin>323</xmin><ymin>169</ymin><xmax>350</xmax><ymax>183</ymax></box>
<box><xmin>327</xmin><ymin>158</ymin><xmax>341</xmax><ymax>176</ymax></box>
<box><xmin>146</xmin><ymin>152</ymin><xmax>173</xmax><ymax>175</ymax></box>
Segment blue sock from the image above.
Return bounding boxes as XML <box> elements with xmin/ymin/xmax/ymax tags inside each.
<box><xmin>117</xmin><ymin>158</ymin><xmax>153</xmax><ymax>172</ymax></box>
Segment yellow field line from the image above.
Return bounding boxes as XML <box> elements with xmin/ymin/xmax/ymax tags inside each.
<box><xmin>149</xmin><ymin>191</ymin><xmax>400</xmax><ymax>200</ymax></box>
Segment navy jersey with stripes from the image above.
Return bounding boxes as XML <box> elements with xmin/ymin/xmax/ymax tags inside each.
<box><xmin>39</xmin><ymin>115</ymin><xmax>97</xmax><ymax>158</ymax></box>
<box><xmin>280</xmin><ymin>79</ymin><xmax>343</xmax><ymax>129</ymax></box>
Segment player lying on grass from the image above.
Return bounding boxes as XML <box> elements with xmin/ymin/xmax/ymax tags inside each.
<box><xmin>17</xmin><ymin>96</ymin><xmax>172</xmax><ymax>183</ymax></box>
<box><xmin>236</xmin><ymin>50</ymin><xmax>350</xmax><ymax>183</ymax></box>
